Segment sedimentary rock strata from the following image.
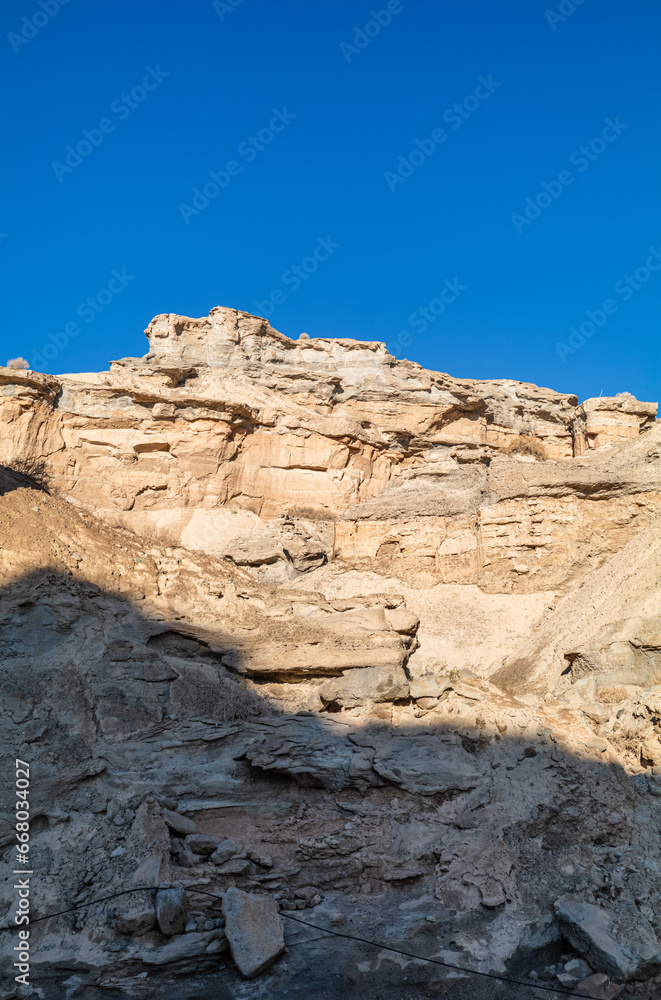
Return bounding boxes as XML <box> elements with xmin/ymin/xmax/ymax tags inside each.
<box><xmin>0</xmin><ymin>307</ymin><xmax>659</xmax><ymax>998</ymax></box>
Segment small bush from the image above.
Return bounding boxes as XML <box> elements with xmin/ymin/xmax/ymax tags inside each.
<box><xmin>598</xmin><ymin>686</ymin><xmax>633</xmax><ymax>705</ymax></box>
<box><xmin>218</xmin><ymin>677</ymin><xmax>272</xmax><ymax>722</ymax></box>
<box><xmin>6</xmin><ymin>357</ymin><xmax>30</xmax><ymax>370</ymax></box>
<box><xmin>4</xmin><ymin>457</ymin><xmax>51</xmax><ymax>492</ymax></box>
<box><xmin>505</xmin><ymin>434</ymin><xmax>547</xmax><ymax>460</ymax></box>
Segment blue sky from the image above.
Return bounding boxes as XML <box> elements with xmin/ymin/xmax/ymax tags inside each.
<box><xmin>1</xmin><ymin>0</ymin><xmax>659</xmax><ymax>402</ymax></box>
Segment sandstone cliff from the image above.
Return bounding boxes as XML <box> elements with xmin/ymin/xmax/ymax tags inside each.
<box><xmin>0</xmin><ymin>308</ymin><xmax>659</xmax><ymax>998</ymax></box>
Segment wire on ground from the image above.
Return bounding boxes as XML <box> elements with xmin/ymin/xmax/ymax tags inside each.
<box><xmin>0</xmin><ymin>885</ymin><xmax>602</xmax><ymax>999</ymax></box>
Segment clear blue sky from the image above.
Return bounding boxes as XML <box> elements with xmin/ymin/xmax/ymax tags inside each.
<box><xmin>1</xmin><ymin>0</ymin><xmax>660</xmax><ymax>402</ymax></box>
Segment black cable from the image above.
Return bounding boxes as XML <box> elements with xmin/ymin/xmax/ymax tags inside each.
<box><xmin>283</xmin><ymin>911</ymin><xmax>597</xmax><ymax>998</ymax></box>
<box><xmin>0</xmin><ymin>885</ymin><xmax>599</xmax><ymax>998</ymax></box>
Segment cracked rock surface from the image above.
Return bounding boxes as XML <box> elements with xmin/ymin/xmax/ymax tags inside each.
<box><xmin>0</xmin><ymin>309</ymin><xmax>660</xmax><ymax>998</ymax></box>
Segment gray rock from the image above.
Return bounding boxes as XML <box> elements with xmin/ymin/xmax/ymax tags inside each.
<box><xmin>554</xmin><ymin>894</ymin><xmax>661</xmax><ymax>981</ymax></box>
<box><xmin>141</xmin><ymin>930</ymin><xmax>226</xmax><ymax>965</ymax></box>
<box><xmin>170</xmin><ymin>838</ymin><xmax>198</xmax><ymax>867</ymax></box>
<box><xmin>564</xmin><ymin>957</ymin><xmax>593</xmax><ymax>979</ymax></box>
<box><xmin>162</xmin><ymin>808</ymin><xmax>196</xmax><ymax>835</ymax></box>
<box><xmin>223</xmin><ymin>888</ymin><xmax>285</xmax><ymax>978</ymax></box>
<box><xmin>184</xmin><ymin>833</ymin><xmax>220</xmax><ymax>856</ymax></box>
<box><xmin>585</xmin><ymin>737</ymin><xmax>609</xmax><ymax>753</ymax></box>
<box><xmin>319</xmin><ymin>664</ymin><xmax>409</xmax><ymax>708</ymax></box>
<box><xmin>372</xmin><ymin>733</ymin><xmax>480</xmax><ymax>795</ymax></box>
<box><xmin>247</xmin><ymin>849</ymin><xmax>273</xmax><ymax>868</ymax></box>
<box><xmin>115</xmin><ymin>904</ymin><xmax>156</xmax><ymax>936</ymax></box>
<box><xmin>243</xmin><ymin>717</ymin><xmax>356</xmax><ymax>790</ymax></box>
<box><xmin>156</xmin><ymin>888</ymin><xmax>188</xmax><ymax>936</ymax></box>
<box><xmin>575</xmin><ymin>973</ymin><xmax>620</xmax><ymax>999</ymax></box>
<box><xmin>210</xmin><ymin>839</ymin><xmax>243</xmax><ymax>865</ymax></box>
<box><xmin>217</xmin><ymin>858</ymin><xmax>251</xmax><ymax>875</ymax></box>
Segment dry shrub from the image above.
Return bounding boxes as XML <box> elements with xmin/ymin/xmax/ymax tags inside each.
<box><xmin>6</xmin><ymin>357</ymin><xmax>30</xmax><ymax>370</ymax></box>
<box><xmin>599</xmin><ymin>686</ymin><xmax>633</xmax><ymax>704</ymax></box>
<box><xmin>218</xmin><ymin>677</ymin><xmax>273</xmax><ymax>723</ymax></box>
<box><xmin>505</xmin><ymin>434</ymin><xmax>547</xmax><ymax>460</ymax></box>
<box><xmin>4</xmin><ymin>456</ymin><xmax>51</xmax><ymax>492</ymax></box>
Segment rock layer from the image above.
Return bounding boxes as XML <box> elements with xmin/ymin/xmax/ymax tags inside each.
<box><xmin>0</xmin><ymin>307</ymin><xmax>659</xmax><ymax>998</ymax></box>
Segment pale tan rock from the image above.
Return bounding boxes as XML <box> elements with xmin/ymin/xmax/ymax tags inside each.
<box><xmin>319</xmin><ymin>664</ymin><xmax>409</xmax><ymax>707</ymax></box>
<box><xmin>574</xmin><ymin>395</ymin><xmax>657</xmax><ymax>453</ymax></box>
<box><xmin>222</xmin><ymin>888</ymin><xmax>285</xmax><ymax>978</ymax></box>
<box><xmin>2</xmin><ymin>305</ymin><xmax>661</xmax><ymax>993</ymax></box>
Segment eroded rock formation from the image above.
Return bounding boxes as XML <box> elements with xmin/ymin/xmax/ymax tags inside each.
<box><xmin>0</xmin><ymin>308</ymin><xmax>659</xmax><ymax>999</ymax></box>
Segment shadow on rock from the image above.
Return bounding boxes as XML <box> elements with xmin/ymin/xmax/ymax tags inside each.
<box><xmin>0</xmin><ymin>569</ymin><xmax>659</xmax><ymax>999</ymax></box>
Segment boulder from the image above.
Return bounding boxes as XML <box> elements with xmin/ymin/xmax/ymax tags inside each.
<box><xmin>210</xmin><ymin>839</ymin><xmax>243</xmax><ymax>865</ymax></box>
<box><xmin>385</xmin><ymin>608</ymin><xmax>420</xmax><ymax>635</ymax></box>
<box><xmin>156</xmin><ymin>888</ymin><xmax>188</xmax><ymax>936</ymax></box>
<box><xmin>574</xmin><ymin>973</ymin><xmax>621</xmax><ymax>999</ymax></box>
<box><xmin>222</xmin><ymin>887</ymin><xmax>285</xmax><ymax>978</ymax></box>
<box><xmin>319</xmin><ymin>664</ymin><xmax>409</xmax><ymax>708</ymax></box>
<box><xmin>162</xmin><ymin>808</ymin><xmax>196</xmax><ymax>835</ymax></box>
<box><xmin>184</xmin><ymin>834</ymin><xmax>221</xmax><ymax>856</ymax></box>
<box><xmin>216</xmin><ymin>858</ymin><xmax>251</xmax><ymax>875</ymax></box>
<box><xmin>582</xmin><ymin>703</ymin><xmax>610</xmax><ymax>725</ymax></box>
<box><xmin>409</xmin><ymin>676</ymin><xmax>453</xmax><ymax>700</ymax></box>
<box><xmin>554</xmin><ymin>894</ymin><xmax>661</xmax><ymax>981</ymax></box>
<box><xmin>641</xmin><ymin>735</ymin><xmax>661</xmax><ymax>766</ymax></box>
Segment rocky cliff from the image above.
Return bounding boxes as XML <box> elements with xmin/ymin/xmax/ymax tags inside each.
<box><xmin>0</xmin><ymin>308</ymin><xmax>659</xmax><ymax>999</ymax></box>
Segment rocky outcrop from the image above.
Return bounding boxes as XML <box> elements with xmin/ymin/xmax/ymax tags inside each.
<box><xmin>0</xmin><ymin>306</ymin><xmax>660</xmax><ymax>998</ymax></box>
<box><xmin>0</xmin><ymin>310</ymin><xmax>656</xmax><ymax>604</ymax></box>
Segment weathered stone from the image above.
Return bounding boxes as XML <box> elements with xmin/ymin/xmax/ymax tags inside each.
<box><xmin>162</xmin><ymin>808</ymin><xmax>196</xmax><ymax>835</ymax></box>
<box><xmin>319</xmin><ymin>664</ymin><xmax>409</xmax><ymax>707</ymax></box>
<box><xmin>222</xmin><ymin>887</ymin><xmax>285</xmax><ymax>978</ymax></box>
<box><xmin>216</xmin><ymin>858</ymin><xmax>251</xmax><ymax>875</ymax></box>
<box><xmin>554</xmin><ymin>894</ymin><xmax>661</xmax><ymax>981</ymax></box>
<box><xmin>184</xmin><ymin>834</ymin><xmax>220</xmax><ymax>856</ymax></box>
<box><xmin>141</xmin><ymin>930</ymin><xmax>227</xmax><ymax>965</ymax></box>
<box><xmin>564</xmin><ymin>958</ymin><xmax>593</xmax><ymax>980</ymax></box>
<box><xmin>210</xmin><ymin>839</ymin><xmax>243</xmax><ymax>865</ymax></box>
<box><xmin>1</xmin><ymin>303</ymin><xmax>661</xmax><ymax>996</ymax></box>
<box><xmin>582</xmin><ymin>703</ymin><xmax>610</xmax><ymax>725</ymax></box>
<box><xmin>156</xmin><ymin>888</ymin><xmax>188</xmax><ymax>936</ymax></box>
<box><xmin>372</xmin><ymin>734</ymin><xmax>480</xmax><ymax>796</ymax></box>
<box><xmin>409</xmin><ymin>676</ymin><xmax>453</xmax><ymax>700</ymax></box>
<box><xmin>247</xmin><ymin>850</ymin><xmax>272</xmax><ymax>868</ymax></box>
<box><xmin>115</xmin><ymin>904</ymin><xmax>157</xmax><ymax>936</ymax></box>
<box><xmin>641</xmin><ymin>735</ymin><xmax>661</xmax><ymax>765</ymax></box>
<box><xmin>574</xmin><ymin>972</ymin><xmax>621</xmax><ymax>999</ymax></box>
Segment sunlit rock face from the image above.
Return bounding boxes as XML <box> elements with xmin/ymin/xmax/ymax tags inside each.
<box><xmin>0</xmin><ymin>309</ymin><xmax>659</xmax><ymax>996</ymax></box>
